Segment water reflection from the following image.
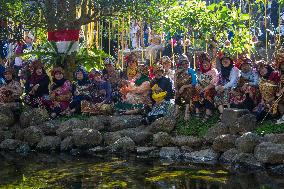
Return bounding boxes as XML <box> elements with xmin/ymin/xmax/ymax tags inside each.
<box><xmin>0</xmin><ymin>152</ymin><xmax>282</xmax><ymax>189</ymax></box>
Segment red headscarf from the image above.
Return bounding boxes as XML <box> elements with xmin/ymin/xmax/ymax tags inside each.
<box><xmin>198</xmin><ymin>52</ymin><xmax>212</xmax><ymax>73</ymax></box>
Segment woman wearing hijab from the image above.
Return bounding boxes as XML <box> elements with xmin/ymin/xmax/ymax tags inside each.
<box><xmin>144</xmin><ymin>64</ymin><xmax>174</xmax><ymax>124</ymax></box>
<box><xmin>64</xmin><ymin>67</ymin><xmax>91</xmax><ymax>115</ymax></box>
<box><xmin>102</xmin><ymin>57</ymin><xmax>122</xmax><ymax>103</ymax></box>
<box><xmin>214</xmin><ymin>55</ymin><xmax>240</xmax><ymax>119</ymax></box>
<box><xmin>0</xmin><ymin>67</ymin><xmax>22</xmax><ymax>103</ymax></box>
<box><xmin>230</xmin><ymin>56</ymin><xmax>260</xmax><ymax>111</ymax></box>
<box><xmin>253</xmin><ymin>60</ymin><xmax>280</xmax><ymax>121</ymax></box>
<box><xmin>193</xmin><ymin>52</ymin><xmax>218</xmax><ymax>121</ymax></box>
<box><xmin>116</xmin><ymin>64</ymin><xmax>151</xmax><ymax>115</ymax></box>
<box><xmin>81</xmin><ymin>69</ymin><xmax>113</xmax><ymax>115</ymax></box>
<box><xmin>174</xmin><ymin>54</ymin><xmax>197</xmax><ymax>121</ymax></box>
<box><xmin>24</xmin><ymin>60</ymin><xmax>50</xmax><ymax>108</ymax></box>
<box><xmin>46</xmin><ymin>67</ymin><xmax>72</xmax><ymax>118</ymax></box>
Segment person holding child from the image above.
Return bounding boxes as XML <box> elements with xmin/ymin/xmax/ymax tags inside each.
<box><xmin>193</xmin><ymin>52</ymin><xmax>218</xmax><ymax>121</ymax></box>
<box><xmin>46</xmin><ymin>67</ymin><xmax>72</xmax><ymax>119</ymax></box>
<box><xmin>0</xmin><ymin>67</ymin><xmax>22</xmax><ymax>103</ymax></box>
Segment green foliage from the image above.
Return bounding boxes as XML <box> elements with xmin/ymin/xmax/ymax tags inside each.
<box><xmin>256</xmin><ymin>121</ymin><xmax>284</xmax><ymax>135</ymax></box>
<box><xmin>0</xmin><ymin>0</ymin><xmax>45</xmax><ymax>41</ymax></box>
<box><xmin>161</xmin><ymin>0</ymin><xmax>254</xmax><ymax>56</ymax></box>
<box><xmin>22</xmin><ymin>39</ymin><xmax>109</xmax><ymax>71</ymax></box>
<box><xmin>76</xmin><ymin>46</ymin><xmax>109</xmax><ymax>71</ymax></box>
<box><xmin>175</xmin><ymin>113</ymin><xmax>219</xmax><ymax>137</ymax></box>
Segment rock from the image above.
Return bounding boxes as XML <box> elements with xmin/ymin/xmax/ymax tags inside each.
<box><xmin>230</xmin><ymin>114</ymin><xmax>257</xmax><ymax>135</ymax></box>
<box><xmin>60</xmin><ymin>137</ymin><xmax>74</xmax><ymax>151</ymax></box>
<box><xmin>72</xmin><ymin>128</ymin><xmax>102</xmax><ymax>148</ymax></box>
<box><xmin>103</xmin><ymin>132</ymin><xmax>122</xmax><ymax>146</ymax></box>
<box><xmin>20</xmin><ymin>108</ymin><xmax>49</xmax><ymax>128</ymax></box>
<box><xmin>0</xmin><ymin>130</ymin><xmax>13</xmax><ymax>143</ymax></box>
<box><xmin>230</xmin><ymin>153</ymin><xmax>264</xmax><ymax>173</ymax></box>
<box><xmin>16</xmin><ymin>143</ymin><xmax>31</xmax><ymax>155</ymax></box>
<box><xmin>235</xmin><ymin>132</ymin><xmax>261</xmax><ymax>153</ymax></box>
<box><xmin>14</xmin><ymin>128</ymin><xmax>25</xmax><ymax>141</ymax></box>
<box><xmin>23</xmin><ymin>126</ymin><xmax>44</xmax><ymax>146</ymax></box>
<box><xmin>264</xmin><ymin>133</ymin><xmax>284</xmax><ymax>144</ymax></box>
<box><xmin>171</xmin><ymin>135</ymin><xmax>202</xmax><ymax>148</ymax></box>
<box><xmin>107</xmin><ymin>115</ymin><xmax>143</xmax><ymax>132</ymax></box>
<box><xmin>36</xmin><ymin>136</ymin><xmax>61</xmax><ymax>151</ymax></box>
<box><xmin>0</xmin><ymin>106</ymin><xmax>15</xmax><ymax>128</ymax></box>
<box><xmin>136</xmin><ymin>147</ymin><xmax>157</xmax><ymax>154</ymax></box>
<box><xmin>212</xmin><ymin>134</ymin><xmax>237</xmax><ymax>153</ymax></box>
<box><xmin>204</xmin><ymin>123</ymin><xmax>229</xmax><ymax>143</ymax></box>
<box><xmin>85</xmin><ymin>116</ymin><xmax>106</xmax><ymax>131</ymax></box>
<box><xmin>254</xmin><ymin>142</ymin><xmax>284</xmax><ymax>164</ymax></box>
<box><xmin>70</xmin><ymin>149</ymin><xmax>82</xmax><ymax>156</ymax></box>
<box><xmin>153</xmin><ymin>132</ymin><xmax>171</xmax><ymax>147</ymax></box>
<box><xmin>184</xmin><ymin>148</ymin><xmax>219</xmax><ymax>164</ymax></box>
<box><xmin>38</xmin><ymin>120</ymin><xmax>60</xmax><ymax>135</ymax></box>
<box><xmin>270</xmin><ymin>164</ymin><xmax>284</xmax><ymax>175</ymax></box>
<box><xmin>119</xmin><ymin>127</ymin><xmax>152</xmax><ymax>144</ymax></box>
<box><xmin>222</xmin><ymin>108</ymin><xmax>249</xmax><ymax>127</ymax></box>
<box><xmin>87</xmin><ymin>146</ymin><xmax>106</xmax><ymax>154</ymax></box>
<box><xmin>220</xmin><ymin>148</ymin><xmax>240</xmax><ymax>164</ymax></box>
<box><xmin>180</xmin><ymin>146</ymin><xmax>193</xmax><ymax>153</ymax></box>
<box><xmin>56</xmin><ymin>118</ymin><xmax>86</xmax><ymax>138</ymax></box>
<box><xmin>0</xmin><ymin>139</ymin><xmax>22</xmax><ymax>150</ymax></box>
<box><xmin>147</xmin><ymin>117</ymin><xmax>176</xmax><ymax>133</ymax></box>
<box><xmin>109</xmin><ymin>137</ymin><xmax>135</xmax><ymax>152</ymax></box>
<box><xmin>159</xmin><ymin>147</ymin><xmax>182</xmax><ymax>160</ymax></box>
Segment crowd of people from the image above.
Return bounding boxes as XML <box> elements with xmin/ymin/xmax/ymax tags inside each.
<box><xmin>1</xmin><ymin>47</ymin><xmax>284</xmax><ymax>125</ymax></box>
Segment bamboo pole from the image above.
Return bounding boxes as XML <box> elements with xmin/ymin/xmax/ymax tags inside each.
<box><xmin>150</xmin><ymin>53</ymin><xmax>152</xmax><ymax>67</ymax></box>
<box><xmin>108</xmin><ymin>20</ymin><xmax>111</xmax><ymax>55</ymax></box>
<box><xmin>117</xmin><ymin>18</ymin><xmax>121</xmax><ymax>69</ymax></box>
<box><xmin>248</xmin><ymin>0</ymin><xmax>251</xmax><ymax>57</ymax></box>
<box><xmin>184</xmin><ymin>32</ymin><xmax>186</xmax><ymax>54</ymax></box>
<box><xmin>193</xmin><ymin>34</ymin><xmax>196</xmax><ymax>69</ymax></box>
<box><xmin>128</xmin><ymin>12</ymin><xmax>131</xmax><ymax>48</ymax></box>
<box><xmin>264</xmin><ymin>0</ymin><xmax>268</xmax><ymax>60</ymax></box>
<box><xmin>96</xmin><ymin>20</ymin><xmax>99</xmax><ymax>49</ymax></box>
<box><xmin>100</xmin><ymin>21</ymin><xmax>103</xmax><ymax>50</ymax></box>
<box><xmin>122</xmin><ymin>17</ymin><xmax>125</xmax><ymax>70</ymax></box>
<box><xmin>205</xmin><ymin>34</ymin><xmax>208</xmax><ymax>53</ymax></box>
<box><xmin>171</xmin><ymin>38</ymin><xmax>174</xmax><ymax>62</ymax></box>
<box><xmin>279</xmin><ymin>4</ymin><xmax>281</xmax><ymax>47</ymax></box>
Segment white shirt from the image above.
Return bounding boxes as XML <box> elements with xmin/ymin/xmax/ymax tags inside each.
<box><xmin>14</xmin><ymin>57</ymin><xmax>23</xmax><ymax>67</ymax></box>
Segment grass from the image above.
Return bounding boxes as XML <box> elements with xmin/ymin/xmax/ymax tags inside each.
<box><xmin>175</xmin><ymin>112</ymin><xmax>220</xmax><ymax>137</ymax></box>
<box><xmin>256</xmin><ymin>120</ymin><xmax>284</xmax><ymax>135</ymax></box>
<box><xmin>176</xmin><ymin>112</ymin><xmax>284</xmax><ymax>137</ymax></box>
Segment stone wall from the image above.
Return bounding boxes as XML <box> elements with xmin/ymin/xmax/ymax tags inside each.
<box><xmin>0</xmin><ymin>105</ymin><xmax>283</xmax><ymax>175</ymax></box>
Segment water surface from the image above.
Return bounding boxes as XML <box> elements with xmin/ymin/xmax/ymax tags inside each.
<box><xmin>0</xmin><ymin>152</ymin><xmax>283</xmax><ymax>189</ymax></box>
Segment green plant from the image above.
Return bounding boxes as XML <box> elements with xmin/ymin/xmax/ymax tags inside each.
<box><xmin>256</xmin><ymin>120</ymin><xmax>284</xmax><ymax>135</ymax></box>
<box><xmin>76</xmin><ymin>46</ymin><xmax>110</xmax><ymax>71</ymax></box>
<box><xmin>161</xmin><ymin>0</ymin><xmax>253</xmax><ymax>56</ymax></box>
<box><xmin>175</xmin><ymin>113</ymin><xmax>219</xmax><ymax>137</ymax></box>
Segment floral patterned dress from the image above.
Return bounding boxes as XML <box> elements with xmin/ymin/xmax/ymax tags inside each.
<box><xmin>115</xmin><ymin>74</ymin><xmax>150</xmax><ymax>112</ymax></box>
<box><xmin>81</xmin><ymin>80</ymin><xmax>113</xmax><ymax>115</ymax></box>
<box><xmin>47</xmin><ymin>80</ymin><xmax>72</xmax><ymax>114</ymax></box>
<box><xmin>175</xmin><ymin>68</ymin><xmax>197</xmax><ymax>105</ymax></box>
<box><xmin>193</xmin><ymin>69</ymin><xmax>218</xmax><ymax>106</ymax></box>
<box><xmin>214</xmin><ymin>67</ymin><xmax>239</xmax><ymax>106</ymax></box>
<box><xmin>0</xmin><ymin>80</ymin><xmax>22</xmax><ymax>103</ymax></box>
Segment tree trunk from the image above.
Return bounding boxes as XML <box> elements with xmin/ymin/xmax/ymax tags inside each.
<box><xmin>65</xmin><ymin>52</ymin><xmax>78</xmax><ymax>81</ymax></box>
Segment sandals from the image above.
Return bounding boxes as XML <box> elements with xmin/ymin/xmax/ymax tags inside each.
<box><xmin>194</xmin><ymin>113</ymin><xmax>201</xmax><ymax>119</ymax></box>
<box><xmin>219</xmin><ymin>113</ymin><xmax>223</xmax><ymax>121</ymax></box>
<box><xmin>202</xmin><ymin>114</ymin><xmax>212</xmax><ymax>122</ymax></box>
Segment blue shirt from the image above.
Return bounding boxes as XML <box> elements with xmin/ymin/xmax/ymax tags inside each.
<box><xmin>188</xmin><ymin>68</ymin><xmax>197</xmax><ymax>86</ymax></box>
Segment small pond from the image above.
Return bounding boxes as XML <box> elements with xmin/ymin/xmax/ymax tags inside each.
<box><xmin>0</xmin><ymin>152</ymin><xmax>283</xmax><ymax>189</ymax></box>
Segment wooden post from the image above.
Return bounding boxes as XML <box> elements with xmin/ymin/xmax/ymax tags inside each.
<box><xmin>108</xmin><ymin>20</ymin><xmax>111</xmax><ymax>55</ymax></box>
